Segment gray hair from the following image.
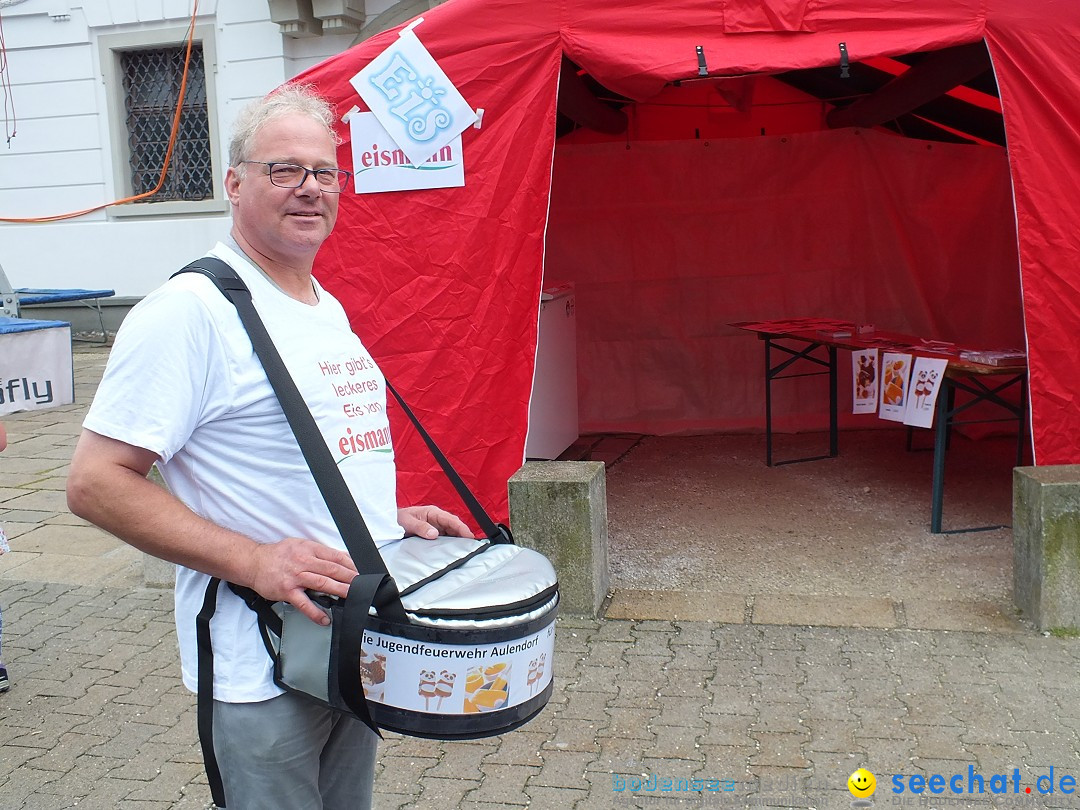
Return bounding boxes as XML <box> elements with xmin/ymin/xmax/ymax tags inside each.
<box><xmin>228</xmin><ymin>84</ymin><xmax>341</xmax><ymax>168</ymax></box>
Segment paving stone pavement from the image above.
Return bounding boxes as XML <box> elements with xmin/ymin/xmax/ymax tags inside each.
<box><xmin>3</xmin><ymin>347</ymin><xmax>1080</xmax><ymax>810</ymax></box>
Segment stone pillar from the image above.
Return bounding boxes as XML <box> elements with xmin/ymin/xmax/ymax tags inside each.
<box><xmin>143</xmin><ymin>553</ymin><xmax>176</xmax><ymax>588</ymax></box>
<box><xmin>1014</xmin><ymin>465</ymin><xmax>1080</xmax><ymax>631</ymax></box>
<box><xmin>508</xmin><ymin>461</ymin><xmax>609</xmax><ymax>618</ymax></box>
<box><xmin>142</xmin><ymin>466</ymin><xmax>176</xmax><ymax>588</ymax></box>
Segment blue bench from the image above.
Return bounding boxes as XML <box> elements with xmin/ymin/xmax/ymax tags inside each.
<box><xmin>15</xmin><ymin>288</ymin><xmax>116</xmax><ymax>343</ymax></box>
<box><xmin>0</xmin><ymin>266</ymin><xmax>115</xmax><ymax>344</ymax></box>
<box><xmin>0</xmin><ymin>315</ymin><xmax>72</xmax><ymax>335</ymax></box>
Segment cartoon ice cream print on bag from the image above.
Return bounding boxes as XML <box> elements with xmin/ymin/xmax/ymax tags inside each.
<box><xmin>418</xmin><ymin>669</ymin><xmax>438</xmax><ymax>710</ymax></box>
<box><xmin>360</xmin><ymin>651</ymin><xmax>387</xmax><ymax>703</ymax></box>
<box><xmin>527</xmin><ymin>653</ymin><xmax>546</xmax><ymax>695</ymax></box>
<box><xmin>464</xmin><ymin>662</ymin><xmax>510</xmax><ymax>712</ymax></box>
<box><xmin>434</xmin><ymin>670</ymin><xmax>456</xmax><ymax>710</ymax></box>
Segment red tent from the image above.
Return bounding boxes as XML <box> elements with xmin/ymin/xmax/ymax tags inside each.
<box><xmin>294</xmin><ymin>0</ymin><xmax>1080</xmax><ymax>526</ymax></box>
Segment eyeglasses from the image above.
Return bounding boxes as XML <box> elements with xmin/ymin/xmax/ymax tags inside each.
<box><xmin>240</xmin><ymin>161</ymin><xmax>352</xmax><ymax>192</ymax></box>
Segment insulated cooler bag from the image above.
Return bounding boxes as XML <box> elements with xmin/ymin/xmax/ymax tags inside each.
<box><xmin>272</xmin><ymin>535</ymin><xmax>558</xmax><ymax>738</ymax></box>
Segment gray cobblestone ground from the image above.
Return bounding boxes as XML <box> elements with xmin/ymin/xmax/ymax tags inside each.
<box><xmin>3</xmin><ymin>349</ymin><xmax>1080</xmax><ymax>809</ymax></box>
<box><xmin>2</xmin><ymin>583</ymin><xmax>1080</xmax><ymax>810</ymax></box>
<box><xmin>5</xmin><ymin>579</ymin><xmax>1080</xmax><ymax>809</ymax></box>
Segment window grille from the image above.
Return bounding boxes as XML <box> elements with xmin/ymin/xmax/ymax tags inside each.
<box><xmin>120</xmin><ymin>46</ymin><xmax>212</xmax><ymax>202</ymax></box>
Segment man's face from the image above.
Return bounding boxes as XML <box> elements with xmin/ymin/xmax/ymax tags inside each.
<box><xmin>226</xmin><ymin>113</ymin><xmax>341</xmax><ymax>266</ymax></box>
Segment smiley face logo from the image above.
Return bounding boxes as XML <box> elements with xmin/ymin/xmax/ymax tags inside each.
<box><xmin>848</xmin><ymin>768</ymin><xmax>876</xmax><ymax>798</ymax></box>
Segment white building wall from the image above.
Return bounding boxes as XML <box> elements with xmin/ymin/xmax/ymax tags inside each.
<box><xmin>0</xmin><ymin>0</ymin><xmax>425</xmax><ymax>297</ymax></box>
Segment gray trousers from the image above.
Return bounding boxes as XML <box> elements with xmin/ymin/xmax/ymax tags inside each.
<box><xmin>212</xmin><ymin>692</ymin><xmax>378</xmax><ymax>810</ymax></box>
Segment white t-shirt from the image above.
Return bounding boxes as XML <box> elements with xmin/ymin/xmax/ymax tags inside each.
<box><xmin>84</xmin><ymin>242</ymin><xmax>403</xmax><ymax>701</ymax></box>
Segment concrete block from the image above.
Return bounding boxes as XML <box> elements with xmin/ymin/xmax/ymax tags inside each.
<box><xmin>142</xmin><ymin>553</ymin><xmax>176</xmax><ymax>589</ymax></box>
<box><xmin>142</xmin><ymin>466</ymin><xmax>175</xmax><ymax>589</ymax></box>
<box><xmin>1013</xmin><ymin>465</ymin><xmax>1080</xmax><ymax>630</ymax></box>
<box><xmin>508</xmin><ymin>461</ymin><xmax>608</xmax><ymax>618</ymax></box>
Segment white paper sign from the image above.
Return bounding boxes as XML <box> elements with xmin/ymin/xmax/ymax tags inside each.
<box><xmin>350</xmin><ymin>112</ymin><xmax>464</xmax><ymax>194</ymax></box>
<box><xmin>0</xmin><ymin>323</ymin><xmax>74</xmax><ymax>415</ymax></box>
<box><xmin>852</xmin><ymin>349</ymin><xmax>878</xmax><ymax>414</ymax></box>
<box><xmin>350</xmin><ymin>28</ymin><xmax>477</xmax><ymax>166</ymax></box>
<box><xmin>359</xmin><ymin>622</ymin><xmax>555</xmax><ymax>715</ymax></box>
<box><xmin>878</xmin><ymin>352</ymin><xmax>912</xmax><ymax>422</ymax></box>
<box><xmin>902</xmin><ymin>356</ymin><xmax>949</xmax><ymax>429</ymax></box>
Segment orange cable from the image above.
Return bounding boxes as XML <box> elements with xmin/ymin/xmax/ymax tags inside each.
<box><xmin>0</xmin><ymin>8</ymin><xmax>17</xmax><ymax>145</ymax></box>
<box><xmin>0</xmin><ymin>0</ymin><xmax>200</xmax><ymax>223</ymax></box>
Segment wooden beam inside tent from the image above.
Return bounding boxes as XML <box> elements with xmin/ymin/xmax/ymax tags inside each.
<box><xmin>557</xmin><ymin>56</ymin><xmax>628</xmax><ymax>135</ymax></box>
<box><xmin>826</xmin><ymin>42</ymin><xmax>993</xmax><ymax>130</ymax></box>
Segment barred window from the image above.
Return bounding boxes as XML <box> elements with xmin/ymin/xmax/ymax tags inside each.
<box><xmin>120</xmin><ymin>45</ymin><xmax>212</xmax><ymax>203</ymax></box>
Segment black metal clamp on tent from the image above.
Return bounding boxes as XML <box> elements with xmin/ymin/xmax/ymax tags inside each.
<box><xmin>696</xmin><ymin>45</ymin><xmax>708</xmax><ymax>76</ymax></box>
<box><xmin>839</xmin><ymin>42</ymin><xmax>850</xmax><ymax>77</ymax></box>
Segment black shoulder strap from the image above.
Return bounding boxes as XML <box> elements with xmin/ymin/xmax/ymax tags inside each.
<box><xmin>384</xmin><ymin>381</ymin><xmax>512</xmax><ymax>544</ymax></box>
<box><xmin>181</xmin><ymin>257</ymin><xmax>407</xmax><ymax>805</ymax></box>
<box><xmin>177</xmin><ymin>256</ymin><xmax>510</xmax><ymax>544</ymax></box>
<box><xmin>196</xmin><ymin>578</ymin><xmax>226</xmax><ymax>809</ymax></box>
<box><xmin>176</xmin><ymin>257</ymin><xmax>402</xmax><ymax>589</ymax></box>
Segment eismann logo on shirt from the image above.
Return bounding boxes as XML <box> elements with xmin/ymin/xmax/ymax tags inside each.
<box><xmin>337</xmin><ymin>426</ymin><xmax>392</xmax><ymax>458</ymax></box>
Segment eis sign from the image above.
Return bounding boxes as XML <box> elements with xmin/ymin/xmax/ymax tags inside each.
<box><xmin>349</xmin><ymin>26</ymin><xmax>476</xmax><ymax>168</ymax></box>
<box><xmin>0</xmin><ymin>323</ymin><xmax>75</xmax><ymax>416</ymax></box>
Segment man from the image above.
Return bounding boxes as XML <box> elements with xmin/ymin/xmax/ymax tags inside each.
<box><xmin>67</xmin><ymin>85</ymin><xmax>473</xmax><ymax>810</ymax></box>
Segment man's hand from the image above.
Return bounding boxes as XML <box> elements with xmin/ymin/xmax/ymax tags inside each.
<box><xmin>398</xmin><ymin>505</ymin><xmax>475</xmax><ymax>540</ymax></box>
<box><xmin>246</xmin><ymin>538</ymin><xmax>359</xmax><ymax>625</ymax></box>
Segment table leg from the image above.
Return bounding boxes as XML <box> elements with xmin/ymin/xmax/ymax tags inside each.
<box><xmin>765</xmin><ymin>339</ymin><xmax>774</xmax><ymax>467</ymax></box>
<box><xmin>1017</xmin><ymin>374</ymin><xmax>1029</xmax><ymax>466</ymax></box>
<box><xmin>759</xmin><ymin>335</ymin><xmax>835</xmax><ymax>466</ymax></box>
<box><xmin>930</xmin><ymin>378</ymin><xmax>951</xmax><ymax>534</ymax></box>
<box><xmin>828</xmin><ymin>345</ymin><xmax>838</xmax><ymax>458</ymax></box>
